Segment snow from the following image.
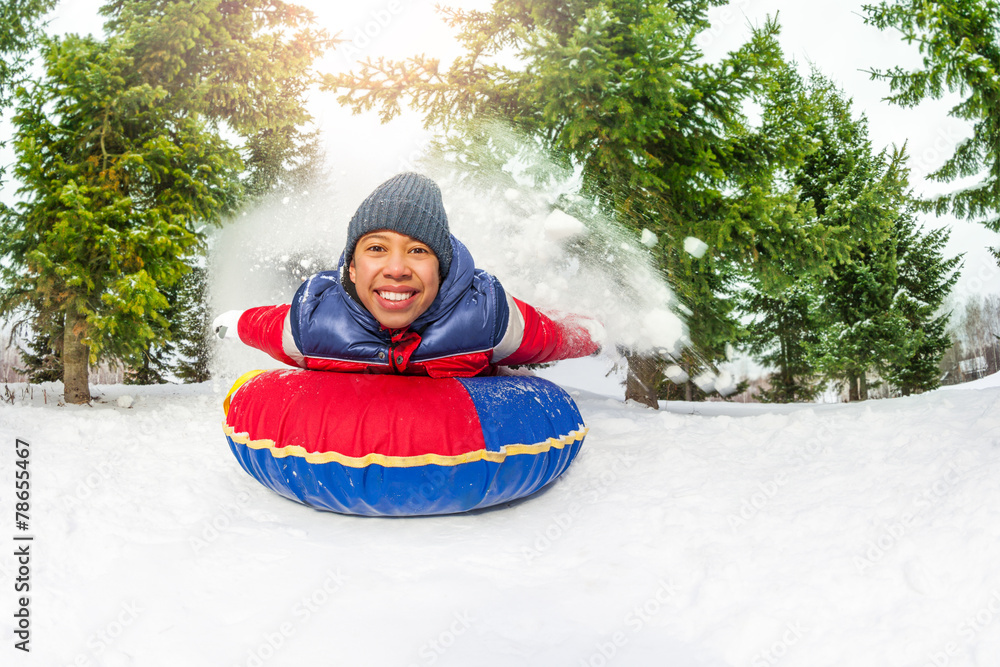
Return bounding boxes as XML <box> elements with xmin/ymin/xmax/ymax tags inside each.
<box><xmin>665</xmin><ymin>364</ymin><xmax>690</xmax><ymax>385</ymax></box>
<box><xmin>939</xmin><ymin>369</ymin><xmax>1000</xmax><ymax>391</ymax></box>
<box><xmin>684</xmin><ymin>236</ymin><xmax>709</xmax><ymax>259</ymax></box>
<box><xmin>3</xmin><ymin>365</ymin><xmax>1000</xmax><ymax>667</ymax></box>
<box><xmin>543</xmin><ymin>209</ymin><xmax>588</xmax><ymax>242</ymax></box>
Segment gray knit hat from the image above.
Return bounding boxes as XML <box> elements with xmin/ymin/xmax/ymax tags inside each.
<box><xmin>344</xmin><ymin>172</ymin><xmax>453</xmax><ymax>278</ymax></box>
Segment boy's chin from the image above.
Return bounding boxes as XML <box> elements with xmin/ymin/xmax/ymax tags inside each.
<box><xmin>365</xmin><ymin>292</ymin><xmax>433</xmax><ymax>330</ymax></box>
<box><xmin>374</xmin><ymin>316</ymin><xmax>416</xmax><ymax>329</ymax></box>
<box><xmin>371</xmin><ymin>306</ymin><xmax>423</xmax><ymax>330</ymax></box>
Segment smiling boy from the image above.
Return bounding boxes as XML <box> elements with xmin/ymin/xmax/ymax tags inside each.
<box><xmin>215</xmin><ymin>172</ymin><xmax>602</xmax><ymax>377</ymax></box>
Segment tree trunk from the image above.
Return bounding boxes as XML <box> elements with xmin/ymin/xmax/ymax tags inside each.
<box><xmin>847</xmin><ymin>372</ymin><xmax>859</xmax><ymax>402</ymax></box>
<box><xmin>625</xmin><ymin>352</ymin><xmax>660</xmax><ymax>409</ymax></box>
<box><xmin>63</xmin><ymin>309</ymin><xmax>91</xmax><ymax>404</ymax></box>
<box><xmin>858</xmin><ymin>371</ymin><xmax>869</xmax><ymax>401</ymax></box>
<box><xmin>779</xmin><ymin>337</ymin><xmax>791</xmax><ymax>402</ymax></box>
<box><xmin>682</xmin><ymin>358</ymin><xmax>695</xmax><ymax>401</ymax></box>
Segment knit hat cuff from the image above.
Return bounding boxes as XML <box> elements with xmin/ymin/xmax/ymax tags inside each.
<box><xmin>344</xmin><ymin>172</ymin><xmax>453</xmax><ymax>278</ymax></box>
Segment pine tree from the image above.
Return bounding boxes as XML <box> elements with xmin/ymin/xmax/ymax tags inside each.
<box><xmin>810</xmin><ymin>206</ymin><xmax>959</xmax><ymax>399</ymax></box>
<box><xmin>242</xmin><ymin>126</ymin><xmax>327</xmax><ymax>201</ymax></box>
<box><xmin>885</xmin><ymin>217</ymin><xmax>961</xmax><ymax>394</ymax></box>
<box><xmin>0</xmin><ymin>0</ymin><xmax>57</xmax><ymax>192</ymax></box>
<box><xmin>0</xmin><ymin>0</ymin><xmax>56</xmax><ymax>112</ymax></box>
<box><xmin>1</xmin><ymin>1</ymin><xmax>332</xmax><ymax>401</ymax></box>
<box><xmin>805</xmin><ymin>142</ymin><xmax>960</xmax><ymax>400</ymax></box>
<box><xmin>863</xmin><ymin>0</ymin><xmax>1000</xmax><ymax>262</ymax></box>
<box><xmin>326</xmin><ymin>1</ymin><xmax>837</xmax><ymax>406</ymax></box>
<box><xmin>737</xmin><ymin>70</ymin><xmax>873</xmax><ymax>403</ymax></box>
<box><xmin>100</xmin><ymin>0</ymin><xmax>331</xmax><ymax>135</ymax></box>
<box><xmin>741</xmin><ymin>285</ymin><xmax>822</xmax><ymax>403</ymax></box>
<box><xmin>738</xmin><ymin>71</ymin><xmax>960</xmax><ymax>401</ymax></box>
<box><xmin>16</xmin><ymin>328</ymin><xmax>63</xmax><ymax>384</ymax></box>
<box><xmin>170</xmin><ymin>266</ymin><xmax>213</xmax><ymax>384</ymax></box>
<box><xmin>806</xmin><ymin>139</ymin><xmax>913</xmax><ymax>401</ymax></box>
<box><xmin>1</xmin><ymin>34</ymin><xmax>243</xmax><ymax>402</ymax></box>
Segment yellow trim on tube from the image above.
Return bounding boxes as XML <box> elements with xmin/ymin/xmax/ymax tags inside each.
<box><xmin>221</xmin><ymin>421</ymin><xmax>588</xmax><ymax>469</ymax></box>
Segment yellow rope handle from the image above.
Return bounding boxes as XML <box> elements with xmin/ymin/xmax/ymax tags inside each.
<box><xmin>223</xmin><ymin>369</ymin><xmax>267</xmax><ymax>417</ymax></box>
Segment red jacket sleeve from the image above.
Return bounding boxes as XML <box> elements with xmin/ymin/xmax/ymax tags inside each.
<box><xmin>237</xmin><ymin>305</ymin><xmax>301</xmax><ymax>368</ymax></box>
<box><xmin>497</xmin><ymin>298</ymin><xmax>601</xmax><ymax>366</ymax></box>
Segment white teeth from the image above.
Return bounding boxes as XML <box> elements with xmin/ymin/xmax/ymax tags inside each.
<box><xmin>378</xmin><ymin>291</ymin><xmax>413</xmax><ymax>302</ymax></box>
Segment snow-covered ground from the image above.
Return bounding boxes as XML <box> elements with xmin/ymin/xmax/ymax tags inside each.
<box><xmin>2</xmin><ymin>362</ymin><xmax>999</xmax><ymax>667</ymax></box>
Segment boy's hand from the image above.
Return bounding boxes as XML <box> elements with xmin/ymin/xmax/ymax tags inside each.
<box><xmin>578</xmin><ymin>316</ymin><xmax>606</xmax><ymax>351</ymax></box>
<box><xmin>212</xmin><ymin>310</ymin><xmax>243</xmax><ymax>340</ymax></box>
<box><xmin>577</xmin><ymin>316</ymin><xmax>606</xmax><ymax>356</ymax></box>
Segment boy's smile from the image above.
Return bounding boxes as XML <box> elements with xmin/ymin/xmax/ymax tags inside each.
<box><xmin>349</xmin><ymin>230</ymin><xmax>441</xmax><ymax>330</ymax></box>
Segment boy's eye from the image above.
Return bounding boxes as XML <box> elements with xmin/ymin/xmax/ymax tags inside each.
<box><xmin>365</xmin><ymin>244</ymin><xmax>385</xmax><ymax>252</ymax></box>
<box><xmin>409</xmin><ymin>246</ymin><xmax>429</xmax><ymax>254</ymax></box>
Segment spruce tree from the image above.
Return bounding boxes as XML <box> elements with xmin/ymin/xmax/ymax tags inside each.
<box><xmin>806</xmin><ymin>143</ymin><xmax>960</xmax><ymax>401</ymax></box>
<box><xmin>736</xmin><ymin>70</ymin><xmax>866</xmax><ymax>403</ymax></box>
<box><xmin>810</xmin><ymin>205</ymin><xmax>959</xmax><ymax>399</ymax></box>
<box><xmin>805</xmin><ymin>131</ymin><xmax>914</xmax><ymax>402</ymax></box>
<box><xmin>100</xmin><ymin>0</ymin><xmax>331</xmax><ymax>134</ymax></box>
<box><xmin>2</xmin><ymin>34</ymin><xmax>243</xmax><ymax>402</ymax></box>
<box><xmin>0</xmin><ymin>0</ymin><xmax>57</xmax><ymax>196</ymax></box>
<box><xmin>741</xmin><ymin>285</ymin><xmax>822</xmax><ymax>403</ymax></box>
<box><xmin>864</xmin><ymin>0</ymin><xmax>1000</xmax><ymax>262</ymax></box>
<box><xmin>0</xmin><ymin>0</ymin><xmax>56</xmax><ymax>113</ymax></box>
<box><xmin>16</xmin><ymin>328</ymin><xmax>63</xmax><ymax>384</ymax></box>
<box><xmin>0</xmin><ymin>1</ymin><xmax>331</xmax><ymax>402</ymax></box>
<box><xmin>169</xmin><ymin>266</ymin><xmax>212</xmax><ymax>384</ymax></box>
<box><xmin>885</xmin><ymin>217</ymin><xmax>961</xmax><ymax>394</ymax></box>
<box><xmin>742</xmin><ymin>71</ymin><xmax>960</xmax><ymax>401</ymax></box>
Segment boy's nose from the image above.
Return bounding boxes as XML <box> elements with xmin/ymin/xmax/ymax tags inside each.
<box><xmin>382</xmin><ymin>250</ymin><xmax>411</xmax><ymax>278</ymax></box>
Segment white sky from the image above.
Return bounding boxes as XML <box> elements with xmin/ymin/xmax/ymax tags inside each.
<box><xmin>11</xmin><ymin>0</ymin><xmax>1000</xmax><ymax>301</ymax></box>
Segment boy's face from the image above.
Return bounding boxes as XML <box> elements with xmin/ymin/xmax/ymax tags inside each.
<box><xmin>349</xmin><ymin>230</ymin><xmax>441</xmax><ymax>330</ymax></box>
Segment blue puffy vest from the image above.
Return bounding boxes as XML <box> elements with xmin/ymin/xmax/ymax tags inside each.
<box><xmin>289</xmin><ymin>236</ymin><xmax>510</xmax><ymax>365</ymax></box>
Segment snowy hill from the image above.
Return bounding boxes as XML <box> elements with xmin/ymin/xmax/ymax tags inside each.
<box><xmin>2</xmin><ymin>366</ymin><xmax>999</xmax><ymax>667</ymax></box>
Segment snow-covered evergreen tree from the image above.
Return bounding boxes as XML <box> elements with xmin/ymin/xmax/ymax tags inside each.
<box><xmin>864</xmin><ymin>0</ymin><xmax>1000</xmax><ymax>263</ymax></box>
<box><xmin>0</xmin><ymin>1</ymin><xmax>331</xmax><ymax>402</ymax></box>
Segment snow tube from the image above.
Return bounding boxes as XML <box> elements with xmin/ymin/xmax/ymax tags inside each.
<box><xmin>222</xmin><ymin>369</ymin><xmax>587</xmax><ymax>516</ymax></box>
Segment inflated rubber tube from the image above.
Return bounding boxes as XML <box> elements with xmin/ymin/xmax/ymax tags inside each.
<box><xmin>222</xmin><ymin>369</ymin><xmax>587</xmax><ymax>516</ymax></box>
